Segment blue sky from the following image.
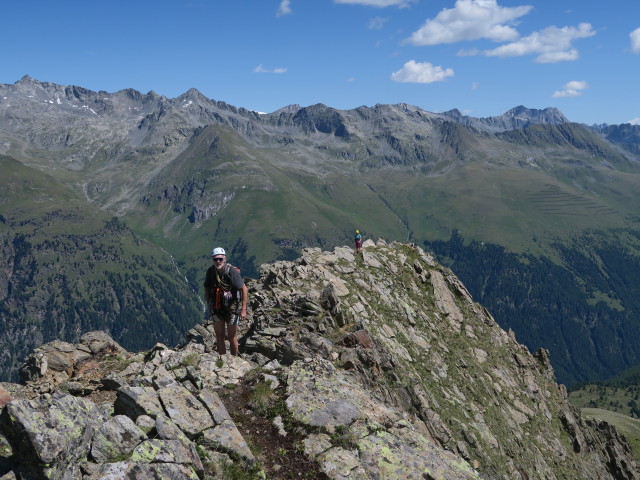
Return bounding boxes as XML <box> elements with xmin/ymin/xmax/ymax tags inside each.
<box><xmin>2</xmin><ymin>0</ymin><xmax>638</xmax><ymax>125</ymax></box>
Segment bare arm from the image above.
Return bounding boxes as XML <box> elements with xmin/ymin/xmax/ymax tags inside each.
<box><xmin>240</xmin><ymin>283</ymin><xmax>248</xmax><ymax>320</ymax></box>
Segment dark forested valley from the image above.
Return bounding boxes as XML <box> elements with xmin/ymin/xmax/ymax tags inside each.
<box><xmin>427</xmin><ymin>230</ymin><xmax>640</xmax><ymax>386</ymax></box>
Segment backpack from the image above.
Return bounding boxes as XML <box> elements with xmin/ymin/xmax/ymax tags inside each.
<box><xmin>211</xmin><ymin>264</ymin><xmax>242</xmax><ymax>312</ymax></box>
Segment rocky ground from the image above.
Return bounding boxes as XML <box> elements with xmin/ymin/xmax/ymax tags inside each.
<box><xmin>0</xmin><ymin>240</ymin><xmax>638</xmax><ymax>479</ymax></box>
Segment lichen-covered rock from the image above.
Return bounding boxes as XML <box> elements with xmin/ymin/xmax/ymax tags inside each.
<box><xmin>285</xmin><ymin>358</ymin><xmax>480</xmax><ymax>479</ymax></box>
<box><xmin>79</xmin><ymin>331</ymin><xmax>126</xmax><ymax>355</ymax></box>
<box><xmin>90</xmin><ymin>415</ymin><xmax>146</xmax><ymax>463</ymax></box>
<box><xmin>130</xmin><ymin>439</ymin><xmax>204</xmax><ymax>474</ymax></box>
<box><xmin>151</xmin><ymin>414</ymin><xmax>186</xmax><ymax>444</ymax></box>
<box><xmin>17</xmin><ymin>332</ymin><xmax>126</xmax><ymax>389</ymax></box>
<box><xmin>200</xmin><ymin>420</ymin><xmax>255</xmax><ymax>463</ymax></box>
<box><xmin>157</xmin><ymin>385</ymin><xmax>215</xmax><ymax>438</ymax></box>
<box><xmin>114</xmin><ymin>386</ymin><xmax>164</xmax><ymax>419</ymax></box>
<box><xmin>0</xmin><ymin>392</ymin><xmax>107</xmax><ymax>469</ymax></box>
<box><xmin>87</xmin><ymin>461</ymin><xmax>200</xmax><ymax>480</ymax></box>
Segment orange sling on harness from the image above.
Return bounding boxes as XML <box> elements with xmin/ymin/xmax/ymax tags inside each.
<box><xmin>215</xmin><ymin>287</ymin><xmax>223</xmax><ymax>311</ymax></box>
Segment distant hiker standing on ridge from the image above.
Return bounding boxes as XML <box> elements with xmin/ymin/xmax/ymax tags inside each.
<box><xmin>354</xmin><ymin>230</ymin><xmax>363</xmax><ymax>254</ymax></box>
<box><xmin>203</xmin><ymin>247</ymin><xmax>248</xmax><ymax>356</ymax></box>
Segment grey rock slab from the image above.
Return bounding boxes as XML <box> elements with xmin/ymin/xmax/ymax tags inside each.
<box><xmin>131</xmin><ymin>439</ymin><xmax>204</xmax><ymax>473</ymax></box>
<box><xmin>197</xmin><ymin>389</ymin><xmax>232</xmax><ymax>425</ymax></box>
<box><xmin>90</xmin><ymin>415</ymin><xmax>146</xmax><ymax>463</ymax></box>
<box><xmin>361</xmin><ymin>251</ymin><xmax>383</xmax><ymax>269</ymax></box>
<box><xmin>79</xmin><ymin>331</ymin><xmax>126</xmax><ymax>354</ymax></box>
<box><xmin>317</xmin><ymin>447</ymin><xmax>367</xmax><ymax>480</ymax></box>
<box><xmin>355</xmin><ymin>429</ymin><xmax>480</xmax><ymax>480</ymax></box>
<box><xmin>285</xmin><ymin>359</ymin><xmax>390</xmax><ymax>428</ymax></box>
<box><xmin>200</xmin><ymin>420</ymin><xmax>255</xmax><ymax>463</ymax></box>
<box><xmin>114</xmin><ymin>386</ymin><xmax>163</xmax><ymax>419</ymax></box>
<box><xmin>136</xmin><ymin>415</ymin><xmax>156</xmax><ymax>435</ymax></box>
<box><xmin>154</xmin><ymin>414</ymin><xmax>190</xmax><ymax>443</ymax></box>
<box><xmin>42</xmin><ymin>462</ymin><xmax>83</xmax><ymax>480</ymax></box>
<box><xmin>157</xmin><ymin>385</ymin><xmax>215</xmax><ymax>438</ymax></box>
<box><xmin>89</xmin><ymin>461</ymin><xmax>199</xmax><ymax>480</ymax></box>
<box><xmin>303</xmin><ymin>433</ymin><xmax>333</xmax><ymax>459</ymax></box>
<box><xmin>1</xmin><ymin>393</ymin><xmax>107</xmax><ymax>465</ymax></box>
<box><xmin>196</xmin><ymin>354</ymin><xmax>256</xmax><ymax>388</ymax></box>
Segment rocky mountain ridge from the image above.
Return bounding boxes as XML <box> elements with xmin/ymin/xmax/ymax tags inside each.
<box><xmin>439</xmin><ymin>105</ymin><xmax>570</xmax><ymax>133</ymax></box>
<box><xmin>0</xmin><ymin>240</ymin><xmax>637</xmax><ymax>479</ymax></box>
<box><xmin>2</xmin><ymin>75</ymin><xmax>636</xmax><ymax>218</ymax></box>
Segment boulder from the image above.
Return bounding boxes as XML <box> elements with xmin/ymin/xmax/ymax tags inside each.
<box><xmin>200</xmin><ymin>421</ymin><xmax>255</xmax><ymax>463</ymax></box>
<box><xmin>157</xmin><ymin>385</ymin><xmax>215</xmax><ymax>438</ymax></box>
<box><xmin>87</xmin><ymin>461</ymin><xmax>200</xmax><ymax>480</ymax></box>
<box><xmin>114</xmin><ymin>386</ymin><xmax>163</xmax><ymax>419</ymax></box>
<box><xmin>0</xmin><ymin>392</ymin><xmax>107</xmax><ymax>469</ymax></box>
<box><xmin>90</xmin><ymin>415</ymin><xmax>146</xmax><ymax>463</ymax></box>
<box><xmin>80</xmin><ymin>331</ymin><xmax>126</xmax><ymax>355</ymax></box>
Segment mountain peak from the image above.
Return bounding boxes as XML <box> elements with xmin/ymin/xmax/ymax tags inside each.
<box><xmin>271</xmin><ymin>104</ymin><xmax>301</xmax><ymax>114</ymax></box>
<box><xmin>503</xmin><ymin>105</ymin><xmax>568</xmax><ymax>122</ymax></box>
<box><xmin>17</xmin><ymin>74</ymin><xmax>35</xmax><ymax>84</ymax></box>
<box><xmin>438</xmin><ymin>105</ymin><xmax>570</xmax><ymax>133</ymax></box>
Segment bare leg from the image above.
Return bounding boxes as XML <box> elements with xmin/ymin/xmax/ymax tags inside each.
<box><xmin>227</xmin><ymin>324</ymin><xmax>239</xmax><ymax>356</ymax></box>
<box><xmin>213</xmin><ymin>321</ymin><xmax>227</xmax><ymax>355</ymax></box>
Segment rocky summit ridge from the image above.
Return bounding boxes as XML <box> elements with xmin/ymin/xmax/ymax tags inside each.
<box><xmin>0</xmin><ymin>240</ymin><xmax>638</xmax><ymax>479</ymax></box>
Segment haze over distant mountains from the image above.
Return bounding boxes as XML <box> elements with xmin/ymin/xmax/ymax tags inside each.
<box><xmin>2</xmin><ymin>75</ymin><xmax>640</xmax><ymax>386</ymax></box>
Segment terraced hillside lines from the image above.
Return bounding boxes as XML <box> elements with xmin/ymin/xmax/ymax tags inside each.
<box><xmin>527</xmin><ymin>184</ymin><xmax>617</xmax><ymax>216</ymax></box>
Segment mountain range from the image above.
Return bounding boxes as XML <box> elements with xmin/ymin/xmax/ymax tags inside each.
<box><xmin>2</xmin><ymin>75</ymin><xmax>640</xmax><ymax>386</ymax></box>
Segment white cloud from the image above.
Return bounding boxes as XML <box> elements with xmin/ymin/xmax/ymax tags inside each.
<box><xmin>406</xmin><ymin>0</ymin><xmax>533</xmax><ymax>46</ymax></box>
<box><xmin>631</xmin><ymin>27</ymin><xmax>640</xmax><ymax>54</ymax></box>
<box><xmin>277</xmin><ymin>0</ymin><xmax>292</xmax><ymax>17</ymax></box>
<box><xmin>335</xmin><ymin>0</ymin><xmax>416</xmax><ymax>7</ymax></box>
<box><xmin>485</xmin><ymin>23</ymin><xmax>595</xmax><ymax>63</ymax></box>
<box><xmin>253</xmin><ymin>65</ymin><xmax>288</xmax><ymax>74</ymax></box>
<box><xmin>457</xmin><ymin>48</ymin><xmax>480</xmax><ymax>56</ymax></box>
<box><xmin>628</xmin><ymin>117</ymin><xmax>640</xmax><ymax>125</ymax></box>
<box><xmin>368</xmin><ymin>16</ymin><xmax>388</xmax><ymax>29</ymax></box>
<box><xmin>551</xmin><ymin>80</ymin><xmax>589</xmax><ymax>98</ymax></box>
<box><xmin>391</xmin><ymin>60</ymin><xmax>454</xmax><ymax>83</ymax></box>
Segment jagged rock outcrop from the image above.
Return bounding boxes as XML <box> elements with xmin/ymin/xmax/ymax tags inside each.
<box><xmin>0</xmin><ymin>241</ymin><xmax>637</xmax><ymax>479</ymax></box>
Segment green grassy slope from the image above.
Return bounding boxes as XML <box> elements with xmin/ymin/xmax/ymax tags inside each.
<box><xmin>0</xmin><ymin>155</ymin><xmax>202</xmax><ymax>381</ymax></box>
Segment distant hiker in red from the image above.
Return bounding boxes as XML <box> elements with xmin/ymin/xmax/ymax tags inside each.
<box><xmin>203</xmin><ymin>247</ymin><xmax>248</xmax><ymax>356</ymax></box>
<box><xmin>354</xmin><ymin>230</ymin><xmax>363</xmax><ymax>254</ymax></box>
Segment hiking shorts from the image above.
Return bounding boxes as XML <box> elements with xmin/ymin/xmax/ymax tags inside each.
<box><xmin>211</xmin><ymin>311</ymin><xmax>241</xmax><ymax>325</ymax></box>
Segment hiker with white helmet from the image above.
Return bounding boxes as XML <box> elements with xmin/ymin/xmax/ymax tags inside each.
<box><xmin>203</xmin><ymin>247</ymin><xmax>248</xmax><ymax>355</ymax></box>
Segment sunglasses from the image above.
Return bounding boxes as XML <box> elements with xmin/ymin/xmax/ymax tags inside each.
<box><xmin>213</xmin><ymin>257</ymin><xmax>225</xmax><ymax>262</ymax></box>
